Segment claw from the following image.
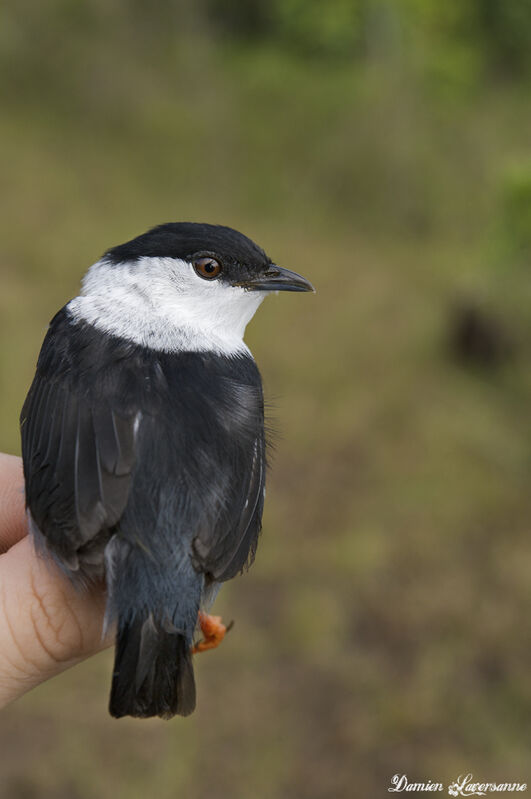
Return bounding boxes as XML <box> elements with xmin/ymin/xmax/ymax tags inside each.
<box><xmin>191</xmin><ymin>611</ymin><xmax>234</xmax><ymax>654</ymax></box>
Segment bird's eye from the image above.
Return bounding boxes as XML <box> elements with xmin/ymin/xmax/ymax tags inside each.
<box><xmin>193</xmin><ymin>257</ymin><xmax>222</xmax><ymax>280</ymax></box>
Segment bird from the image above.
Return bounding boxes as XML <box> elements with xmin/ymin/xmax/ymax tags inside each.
<box><xmin>20</xmin><ymin>222</ymin><xmax>314</xmax><ymax>719</ymax></box>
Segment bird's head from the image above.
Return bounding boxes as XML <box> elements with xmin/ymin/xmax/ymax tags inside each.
<box><xmin>72</xmin><ymin>223</ymin><xmax>314</xmax><ymax>354</ymax></box>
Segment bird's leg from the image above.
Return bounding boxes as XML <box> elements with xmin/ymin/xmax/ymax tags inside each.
<box><xmin>191</xmin><ymin>611</ymin><xmax>233</xmax><ymax>654</ymax></box>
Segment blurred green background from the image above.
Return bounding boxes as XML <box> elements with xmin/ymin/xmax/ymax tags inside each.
<box><xmin>1</xmin><ymin>1</ymin><xmax>531</xmax><ymax>797</ymax></box>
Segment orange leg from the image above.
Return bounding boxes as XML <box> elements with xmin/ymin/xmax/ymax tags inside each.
<box><xmin>191</xmin><ymin>611</ymin><xmax>233</xmax><ymax>654</ymax></box>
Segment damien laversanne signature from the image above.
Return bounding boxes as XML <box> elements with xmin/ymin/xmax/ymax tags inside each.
<box><xmin>388</xmin><ymin>773</ymin><xmax>527</xmax><ymax>795</ymax></box>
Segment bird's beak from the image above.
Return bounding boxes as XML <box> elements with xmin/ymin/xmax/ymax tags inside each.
<box><xmin>238</xmin><ymin>265</ymin><xmax>315</xmax><ymax>293</ymax></box>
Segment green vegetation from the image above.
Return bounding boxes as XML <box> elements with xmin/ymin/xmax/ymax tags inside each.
<box><xmin>1</xmin><ymin>2</ymin><xmax>530</xmax><ymax>797</ymax></box>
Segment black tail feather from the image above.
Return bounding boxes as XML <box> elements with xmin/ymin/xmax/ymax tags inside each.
<box><xmin>109</xmin><ymin>613</ymin><xmax>196</xmax><ymax>719</ymax></box>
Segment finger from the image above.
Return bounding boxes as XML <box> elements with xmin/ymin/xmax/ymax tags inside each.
<box><xmin>0</xmin><ymin>536</ymin><xmax>113</xmax><ymax>708</ymax></box>
<box><xmin>0</xmin><ymin>454</ymin><xmax>27</xmax><ymax>553</ymax></box>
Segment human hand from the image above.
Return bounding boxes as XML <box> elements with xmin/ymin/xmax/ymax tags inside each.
<box><xmin>0</xmin><ymin>453</ymin><xmax>112</xmax><ymax>709</ymax></box>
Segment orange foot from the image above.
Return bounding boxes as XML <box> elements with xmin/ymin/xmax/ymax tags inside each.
<box><xmin>191</xmin><ymin>611</ymin><xmax>233</xmax><ymax>654</ymax></box>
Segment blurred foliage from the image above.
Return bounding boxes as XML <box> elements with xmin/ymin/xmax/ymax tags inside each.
<box><xmin>206</xmin><ymin>0</ymin><xmax>531</xmax><ymax>82</ymax></box>
<box><xmin>4</xmin><ymin>0</ymin><xmax>531</xmax><ymax>92</ymax></box>
<box><xmin>0</xmin><ymin>1</ymin><xmax>531</xmax><ymax>798</ymax></box>
<box><xmin>269</xmin><ymin>0</ymin><xmax>364</xmax><ymax>58</ymax></box>
<box><xmin>499</xmin><ymin>163</ymin><xmax>531</xmax><ymax>264</ymax></box>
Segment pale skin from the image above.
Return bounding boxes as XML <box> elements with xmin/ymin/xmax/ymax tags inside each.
<box><xmin>0</xmin><ymin>453</ymin><xmax>111</xmax><ymax>709</ymax></box>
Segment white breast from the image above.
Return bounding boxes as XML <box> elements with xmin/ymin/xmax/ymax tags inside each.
<box><xmin>67</xmin><ymin>257</ymin><xmax>265</xmax><ymax>356</ymax></box>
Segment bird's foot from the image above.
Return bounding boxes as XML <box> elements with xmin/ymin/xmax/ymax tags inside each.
<box><xmin>191</xmin><ymin>611</ymin><xmax>233</xmax><ymax>654</ymax></box>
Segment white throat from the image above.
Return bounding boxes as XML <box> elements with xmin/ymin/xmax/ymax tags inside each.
<box><xmin>67</xmin><ymin>257</ymin><xmax>266</xmax><ymax>355</ymax></box>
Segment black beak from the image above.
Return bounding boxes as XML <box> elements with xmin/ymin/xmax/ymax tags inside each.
<box><xmin>239</xmin><ymin>265</ymin><xmax>315</xmax><ymax>293</ymax></box>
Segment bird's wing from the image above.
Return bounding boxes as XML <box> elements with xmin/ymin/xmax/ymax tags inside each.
<box><xmin>191</xmin><ymin>377</ymin><xmax>267</xmax><ymax>583</ymax></box>
<box><xmin>211</xmin><ymin>429</ymin><xmax>266</xmax><ymax>582</ymax></box>
<box><xmin>20</xmin><ymin>309</ymin><xmax>140</xmax><ymax>578</ymax></box>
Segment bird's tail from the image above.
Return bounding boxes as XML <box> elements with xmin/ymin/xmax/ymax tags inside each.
<box><xmin>109</xmin><ymin>612</ymin><xmax>196</xmax><ymax>719</ymax></box>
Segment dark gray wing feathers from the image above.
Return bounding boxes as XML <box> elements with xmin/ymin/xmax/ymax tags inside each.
<box><xmin>21</xmin><ymin>313</ymin><xmax>139</xmax><ymax>577</ymax></box>
<box><xmin>198</xmin><ymin>432</ymin><xmax>265</xmax><ymax>582</ymax></box>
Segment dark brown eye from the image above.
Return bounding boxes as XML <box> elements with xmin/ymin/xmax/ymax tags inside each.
<box><xmin>193</xmin><ymin>257</ymin><xmax>222</xmax><ymax>280</ymax></box>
